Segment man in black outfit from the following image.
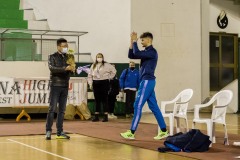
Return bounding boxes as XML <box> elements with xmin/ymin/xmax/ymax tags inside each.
<box><xmin>108</xmin><ymin>64</ymin><xmax>120</xmax><ymax>118</ymax></box>
<box><xmin>45</xmin><ymin>38</ymin><xmax>75</xmax><ymax>140</ymax></box>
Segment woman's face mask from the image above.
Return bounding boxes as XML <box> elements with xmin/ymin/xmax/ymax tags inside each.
<box><xmin>61</xmin><ymin>47</ymin><xmax>68</xmax><ymax>53</ymax></box>
<box><xmin>97</xmin><ymin>57</ymin><xmax>103</xmax><ymax>63</ymax></box>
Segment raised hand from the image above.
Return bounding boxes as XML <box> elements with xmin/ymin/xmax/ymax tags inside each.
<box><xmin>131</xmin><ymin>32</ymin><xmax>138</xmax><ymax>42</ymax></box>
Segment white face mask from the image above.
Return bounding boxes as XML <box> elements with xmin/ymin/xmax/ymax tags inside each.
<box><xmin>97</xmin><ymin>58</ymin><xmax>103</xmax><ymax>63</ymax></box>
<box><xmin>61</xmin><ymin>47</ymin><xmax>68</xmax><ymax>53</ymax></box>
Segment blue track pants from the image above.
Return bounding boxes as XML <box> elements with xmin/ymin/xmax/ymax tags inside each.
<box><xmin>130</xmin><ymin>80</ymin><xmax>166</xmax><ymax>131</ymax></box>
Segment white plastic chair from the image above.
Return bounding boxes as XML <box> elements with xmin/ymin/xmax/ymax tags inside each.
<box><xmin>158</xmin><ymin>89</ymin><xmax>193</xmax><ymax>135</ymax></box>
<box><xmin>192</xmin><ymin>90</ymin><xmax>233</xmax><ymax>145</ymax></box>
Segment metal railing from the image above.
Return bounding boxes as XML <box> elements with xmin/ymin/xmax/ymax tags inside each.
<box><xmin>0</xmin><ymin>28</ymin><xmax>92</xmax><ymax>62</ymax></box>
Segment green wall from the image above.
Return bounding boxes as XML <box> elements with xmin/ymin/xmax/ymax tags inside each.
<box><xmin>0</xmin><ymin>0</ymin><xmax>27</xmax><ymax>28</ymax></box>
<box><xmin>0</xmin><ymin>0</ymin><xmax>40</xmax><ymax>61</ymax></box>
<box><xmin>76</xmin><ymin>62</ymin><xmax>139</xmax><ymax>115</ymax></box>
<box><xmin>1</xmin><ymin>33</ymin><xmax>40</xmax><ymax>61</ymax></box>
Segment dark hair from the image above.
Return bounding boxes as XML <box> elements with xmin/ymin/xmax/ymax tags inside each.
<box><xmin>140</xmin><ymin>32</ymin><xmax>153</xmax><ymax>39</ymax></box>
<box><xmin>57</xmin><ymin>38</ymin><xmax>67</xmax><ymax>46</ymax></box>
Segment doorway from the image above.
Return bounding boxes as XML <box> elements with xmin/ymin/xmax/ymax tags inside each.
<box><xmin>209</xmin><ymin>32</ymin><xmax>238</xmax><ymax>91</ymax></box>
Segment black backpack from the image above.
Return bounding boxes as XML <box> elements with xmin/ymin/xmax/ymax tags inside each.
<box><xmin>158</xmin><ymin>129</ymin><xmax>211</xmax><ymax>153</ymax></box>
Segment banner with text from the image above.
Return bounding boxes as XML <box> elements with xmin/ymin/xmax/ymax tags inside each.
<box><xmin>0</xmin><ymin>77</ymin><xmax>87</xmax><ymax>107</ymax></box>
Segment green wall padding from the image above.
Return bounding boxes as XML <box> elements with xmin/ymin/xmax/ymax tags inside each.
<box><xmin>0</xmin><ymin>20</ymin><xmax>27</xmax><ymax>28</ymax></box>
<box><xmin>0</xmin><ymin>0</ymin><xmax>34</xmax><ymax>61</ymax></box>
<box><xmin>1</xmin><ymin>33</ymin><xmax>40</xmax><ymax>61</ymax></box>
<box><xmin>76</xmin><ymin>62</ymin><xmax>139</xmax><ymax>115</ymax></box>
<box><xmin>0</xmin><ymin>10</ymin><xmax>24</xmax><ymax>19</ymax></box>
<box><xmin>0</xmin><ymin>0</ymin><xmax>27</xmax><ymax>29</ymax></box>
<box><xmin>0</xmin><ymin>0</ymin><xmax>21</xmax><ymax>9</ymax></box>
<box><xmin>87</xmin><ymin>100</ymin><xmax>125</xmax><ymax>115</ymax></box>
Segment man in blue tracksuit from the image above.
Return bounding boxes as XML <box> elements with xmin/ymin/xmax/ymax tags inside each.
<box><xmin>120</xmin><ymin>32</ymin><xmax>168</xmax><ymax>140</ymax></box>
<box><xmin>119</xmin><ymin>61</ymin><xmax>140</xmax><ymax>118</ymax></box>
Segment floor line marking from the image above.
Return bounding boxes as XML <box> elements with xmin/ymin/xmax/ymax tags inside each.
<box><xmin>7</xmin><ymin>139</ymin><xmax>73</xmax><ymax>160</ymax></box>
<box><xmin>6</xmin><ymin>134</ymin><xmax>83</xmax><ymax>140</ymax></box>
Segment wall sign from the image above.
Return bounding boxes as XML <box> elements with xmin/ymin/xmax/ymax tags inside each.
<box><xmin>217</xmin><ymin>10</ymin><xmax>228</xmax><ymax>29</ymax></box>
<box><xmin>0</xmin><ymin>77</ymin><xmax>87</xmax><ymax>107</ymax></box>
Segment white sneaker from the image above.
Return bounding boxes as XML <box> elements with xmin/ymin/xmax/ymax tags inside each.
<box><xmin>111</xmin><ymin>114</ymin><xmax>117</xmax><ymax>119</ymax></box>
<box><xmin>108</xmin><ymin>113</ymin><xmax>117</xmax><ymax>119</ymax></box>
<box><xmin>125</xmin><ymin>114</ymin><xmax>131</xmax><ymax>118</ymax></box>
<box><xmin>233</xmin><ymin>142</ymin><xmax>240</xmax><ymax>146</ymax></box>
<box><xmin>108</xmin><ymin>114</ymin><xmax>113</xmax><ymax>119</ymax></box>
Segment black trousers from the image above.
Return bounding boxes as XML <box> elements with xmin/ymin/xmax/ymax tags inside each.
<box><xmin>108</xmin><ymin>94</ymin><xmax>117</xmax><ymax>114</ymax></box>
<box><xmin>93</xmin><ymin>80</ymin><xmax>109</xmax><ymax>113</ymax></box>
<box><xmin>46</xmin><ymin>86</ymin><xmax>68</xmax><ymax>133</ymax></box>
<box><xmin>124</xmin><ymin>89</ymin><xmax>136</xmax><ymax>114</ymax></box>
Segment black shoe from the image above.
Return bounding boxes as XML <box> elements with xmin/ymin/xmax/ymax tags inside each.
<box><xmin>102</xmin><ymin>114</ymin><xmax>108</xmax><ymax>122</ymax></box>
<box><xmin>102</xmin><ymin>118</ymin><xmax>108</xmax><ymax>122</ymax></box>
<box><xmin>45</xmin><ymin>131</ymin><xmax>51</xmax><ymax>140</ymax></box>
<box><xmin>92</xmin><ymin>116</ymin><xmax>99</xmax><ymax>122</ymax></box>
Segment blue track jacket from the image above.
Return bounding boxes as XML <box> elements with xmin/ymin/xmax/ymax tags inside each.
<box><xmin>119</xmin><ymin>68</ymin><xmax>139</xmax><ymax>90</ymax></box>
<box><xmin>128</xmin><ymin>42</ymin><xmax>157</xmax><ymax>80</ymax></box>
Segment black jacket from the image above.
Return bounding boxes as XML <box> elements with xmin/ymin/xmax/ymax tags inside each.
<box><xmin>48</xmin><ymin>52</ymin><xmax>71</xmax><ymax>87</ymax></box>
<box><xmin>108</xmin><ymin>77</ymin><xmax>120</xmax><ymax>96</ymax></box>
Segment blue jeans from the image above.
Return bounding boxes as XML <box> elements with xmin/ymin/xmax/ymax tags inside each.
<box><xmin>131</xmin><ymin>80</ymin><xmax>166</xmax><ymax>131</ymax></box>
<box><xmin>46</xmin><ymin>86</ymin><xmax>68</xmax><ymax>133</ymax></box>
